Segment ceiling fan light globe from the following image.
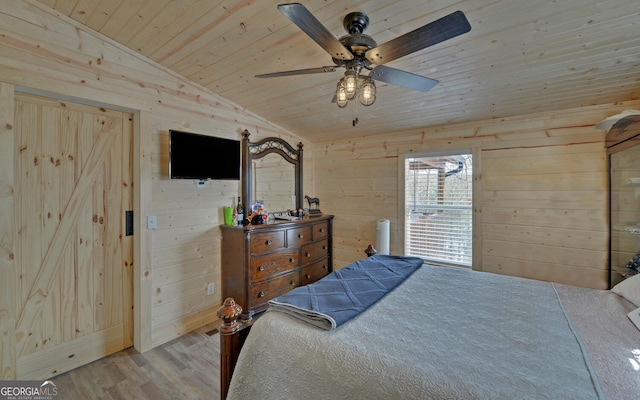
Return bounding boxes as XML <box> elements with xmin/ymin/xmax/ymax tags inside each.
<box><xmin>336</xmin><ymin>84</ymin><xmax>349</xmax><ymax>108</ymax></box>
<box><xmin>344</xmin><ymin>70</ymin><xmax>358</xmax><ymax>99</ymax></box>
<box><xmin>359</xmin><ymin>79</ymin><xmax>376</xmax><ymax>106</ymax></box>
<box><xmin>359</xmin><ymin>95</ymin><xmax>375</xmax><ymax>106</ymax></box>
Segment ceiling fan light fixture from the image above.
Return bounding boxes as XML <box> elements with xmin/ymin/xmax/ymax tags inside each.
<box><xmin>343</xmin><ymin>69</ymin><xmax>358</xmax><ymax>100</ymax></box>
<box><xmin>262</xmin><ymin>5</ymin><xmax>471</xmax><ymax>124</ymax></box>
<box><xmin>359</xmin><ymin>77</ymin><xmax>376</xmax><ymax>106</ymax></box>
<box><xmin>336</xmin><ymin>81</ymin><xmax>348</xmax><ymax>108</ymax></box>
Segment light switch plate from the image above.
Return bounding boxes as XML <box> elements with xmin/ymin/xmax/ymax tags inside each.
<box><xmin>147</xmin><ymin>215</ymin><xmax>157</xmax><ymax>230</ymax></box>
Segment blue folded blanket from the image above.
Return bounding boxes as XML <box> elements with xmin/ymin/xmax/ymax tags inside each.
<box><xmin>268</xmin><ymin>254</ymin><xmax>424</xmax><ymax>330</ymax></box>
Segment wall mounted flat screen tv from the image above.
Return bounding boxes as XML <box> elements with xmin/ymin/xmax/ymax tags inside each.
<box><xmin>169</xmin><ymin>130</ymin><xmax>240</xmax><ymax>180</ymax></box>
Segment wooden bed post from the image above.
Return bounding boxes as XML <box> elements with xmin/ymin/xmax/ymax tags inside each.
<box><xmin>365</xmin><ymin>244</ymin><xmax>377</xmax><ymax>257</ymax></box>
<box><xmin>217</xmin><ymin>298</ymin><xmax>243</xmax><ymax>400</ymax></box>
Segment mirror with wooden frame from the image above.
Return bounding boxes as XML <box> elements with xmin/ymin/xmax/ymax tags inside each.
<box><xmin>241</xmin><ymin>130</ymin><xmax>303</xmax><ymax>218</ymax></box>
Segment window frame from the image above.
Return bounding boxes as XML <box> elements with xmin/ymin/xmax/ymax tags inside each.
<box><xmin>399</xmin><ymin>147</ymin><xmax>482</xmax><ymax>270</ymax></box>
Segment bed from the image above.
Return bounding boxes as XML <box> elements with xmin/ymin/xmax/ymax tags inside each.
<box><xmin>218</xmin><ymin>255</ymin><xmax>640</xmax><ymax>400</ymax></box>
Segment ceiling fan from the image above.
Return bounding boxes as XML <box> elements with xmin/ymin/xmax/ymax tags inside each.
<box><xmin>256</xmin><ymin>3</ymin><xmax>471</xmax><ymax>120</ymax></box>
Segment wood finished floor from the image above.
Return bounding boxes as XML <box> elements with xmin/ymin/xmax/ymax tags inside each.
<box><xmin>52</xmin><ymin>323</ymin><xmax>221</xmax><ymax>400</ymax></box>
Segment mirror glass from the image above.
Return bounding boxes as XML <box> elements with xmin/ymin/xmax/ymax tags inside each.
<box><xmin>252</xmin><ymin>153</ymin><xmax>296</xmax><ymax>212</ymax></box>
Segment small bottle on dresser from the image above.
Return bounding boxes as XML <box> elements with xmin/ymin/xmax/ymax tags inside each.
<box><xmin>236</xmin><ymin>196</ymin><xmax>244</xmax><ymax>225</ymax></box>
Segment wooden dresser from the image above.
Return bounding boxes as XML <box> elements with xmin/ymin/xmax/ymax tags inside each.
<box><xmin>221</xmin><ymin>215</ymin><xmax>333</xmax><ymax>320</ymax></box>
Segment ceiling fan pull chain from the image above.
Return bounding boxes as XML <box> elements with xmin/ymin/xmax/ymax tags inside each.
<box><xmin>353</xmin><ymin>93</ymin><xmax>359</xmax><ymax>126</ymax></box>
<box><xmin>354</xmin><ymin>68</ymin><xmax>359</xmax><ymax>126</ymax></box>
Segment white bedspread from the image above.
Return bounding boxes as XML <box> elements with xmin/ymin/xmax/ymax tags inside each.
<box><xmin>227</xmin><ymin>266</ymin><xmax>630</xmax><ymax>400</ymax></box>
<box><xmin>555</xmin><ymin>283</ymin><xmax>640</xmax><ymax>400</ymax></box>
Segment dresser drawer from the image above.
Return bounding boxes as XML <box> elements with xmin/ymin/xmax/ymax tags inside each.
<box><xmin>300</xmin><ymin>258</ymin><xmax>330</xmax><ymax>285</ymax></box>
<box><xmin>251</xmin><ymin>230</ymin><xmax>285</xmax><ymax>254</ymax></box>
<box><xmin>250</xmin><ymin>249</ymin><xmax>298</xmax><ymax>281</ymax></box>
<box><xmin>251</xmin><ymin>271</ymin><xmax>300</xmax><ymax>308</ymax></box>
<box><xmin>301</xmin><ymin>238</ymin><xmax>329</xmax><ymax>264</ymax></box>
<box><xmin>313</xmin><ymin>221</ymin><xmax>329</xmax><ymax>240</ymax></box>
<box><xmin>287</xmin><ymin>226</ymin><xmax>312</xmax><ymax>248</ymax></box>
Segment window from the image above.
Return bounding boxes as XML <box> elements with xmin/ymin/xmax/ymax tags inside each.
<box><xmin>404</xmin><ymin>152</ymin><xmax>473</xmax><ymax>267</ymax></box>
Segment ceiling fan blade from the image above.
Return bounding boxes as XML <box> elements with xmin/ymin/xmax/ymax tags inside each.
<box><xmin>256</xmin><ymin>66</ymin><xmax>337</xmax><ymax>78</ymax></box>
<box><xmin>278</xmin><ymin>3</ymin><xmax>353</xmax><ymax>61</ymax></box>
<box><xmin>370</xmin><ymin>65</ymin><xmax>439</xmax><ymax>92</ymax></box>
<box><xmin>365</xmin><ymin>10</ymin><xmax>471</xmax><ymax>65</ymax></box>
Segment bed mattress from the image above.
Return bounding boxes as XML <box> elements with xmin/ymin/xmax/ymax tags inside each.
<box><xmin>228</xmin><ymin>265</ymin><xmax>638</xmax><ymax>399</ymax></box>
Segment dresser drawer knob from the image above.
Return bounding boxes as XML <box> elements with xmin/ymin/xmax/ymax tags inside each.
<box><xmin>306</xmin><ymin>274</ymin><xmax>311</xmax><ymax>279</ymax></box>
<box><xmin>266</xmin><ymin>239</ymin><xmax>272</xmax><ymax>245</ymax></box>
<box><xmin>298</xmin><ymin>233</ymin><xmax>304</xmax><ymax>239</ymax></box>
<box><xmin>290</xmin><ymin>280</ymin><xmax>296</xmax><ymax>286</ymax></box>
<box><xmin>289</xmin><ymin>257</ymin><xmax>295</xmax><ymax>263</ymax></box>
<box><xmin>319</xmin><ymin>228</ymin><xmax>324</xmax><ymax>233</ymax></box>
<box><xmin>323</xmin><ymin>265</ymin><xmax>327</xmax><ymax>269</ymax></box>
<box><xmin>305</xmin><ymin>252</ymin><xmax>311</xmax><ymax>257</ymax></box>
<box><xmin>258</xmin><ymin>291</ymin><xmax>266</xmax><ymax>298</ymax></box>
<box><xmin>259</xmin><ymin>265</ymin><xmax>265</xmax><ymax>271</ymax></box>
<box><xmin>322</xmin><ymin>245</ymin><xmax>326</xmax><ymax>250</ymax></box>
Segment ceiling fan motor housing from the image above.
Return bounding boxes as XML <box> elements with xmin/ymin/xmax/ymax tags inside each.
<box><xmin>335</xmin><ymin>11</ymin><xmax>377</xmax><ymax>68</ymax></box>
<box><xmin>335</xmin><ymin>33</ymin><xmax>377</xmax><ymax>68</ymax></box>
<box><xmin>343</xmin><ymin>11</ymin><xmax>369</xmax><ymax>34</ymax></box>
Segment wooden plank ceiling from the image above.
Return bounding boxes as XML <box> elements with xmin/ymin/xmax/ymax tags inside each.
<box><xmin>34</xmin><ymin>0</ymin><xmax>640</xmax><ymax>142</ymax></box>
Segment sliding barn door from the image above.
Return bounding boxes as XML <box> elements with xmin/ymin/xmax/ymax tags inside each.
<box><xmin>13</xmin><ymin>93</ymin><xmax>133</xmax><ymax>379</ymax></box>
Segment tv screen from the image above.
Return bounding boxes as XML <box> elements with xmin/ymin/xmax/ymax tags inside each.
<box><xmin>169</xmin><ymin>130</ymin><xmax>240</xmax><ymax>180</ymax></box>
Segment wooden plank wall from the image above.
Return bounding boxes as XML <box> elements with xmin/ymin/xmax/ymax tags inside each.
<box><xmin>315</xmin><ymin>101</ymin><xmax>640</xmax><ymax>289</ymax></box>
<box><xmin>0</xmin><ymin>0</ymin><xmax>312</xmax><ymax>377</ymax></box>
